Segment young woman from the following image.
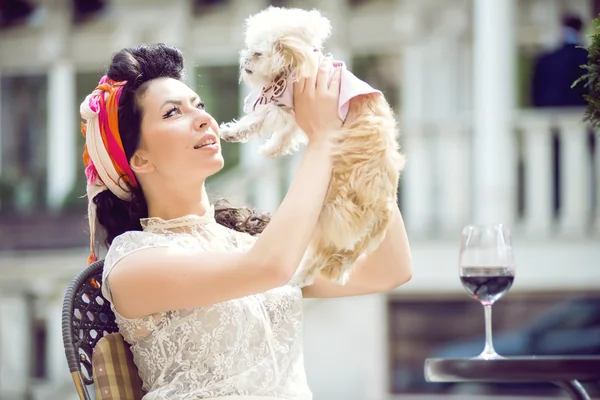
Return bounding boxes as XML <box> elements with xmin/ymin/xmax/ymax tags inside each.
<box><xmin>81</xmin><ymin>43</ymin><xmax>412</xmax><ymax>400</ymax></box>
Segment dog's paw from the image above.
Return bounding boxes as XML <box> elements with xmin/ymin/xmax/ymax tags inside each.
<box><xmin>218</xmin><ymin>122</ymin><xmax>235</xmax><ymax>141</ymax></box>
<box><xmin>219</xmin><ymin>122</ymin><xmax>243</xmax><ymax>142</ymax></box>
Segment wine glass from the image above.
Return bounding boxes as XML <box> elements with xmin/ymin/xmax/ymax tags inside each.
<box><xmin>459</xmin><ymin>224</ymin><xmax>516</xmax><ymax>360</ymax></box>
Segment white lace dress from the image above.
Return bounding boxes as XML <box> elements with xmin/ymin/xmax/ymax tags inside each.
<box><xmin>101</xmin><ymin>207</ymin><xmax>312</xmax><ymax>400</ymax></box>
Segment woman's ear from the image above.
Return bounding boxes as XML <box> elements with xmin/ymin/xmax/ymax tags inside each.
<box><xmin>130</xmin><ymin>150</ymin><xmax>155</xmax><ymax>174</ymax></box>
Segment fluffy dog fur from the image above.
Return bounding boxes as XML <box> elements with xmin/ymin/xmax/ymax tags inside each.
<box><xmin>220</xmin><ymin>6</ymin><xmax>406</xmax><ymax>284</ymax></box>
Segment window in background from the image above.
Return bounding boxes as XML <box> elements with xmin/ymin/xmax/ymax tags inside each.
<box><xmin>72</xmin><ymin>0</ymin><xmax>107</xmax><ymax>25</ymax></box>
<box><xmin>269</xmin><ymin>0</ymin><xmax>292</xmax><ymax>6</ymax></box>
<box><xmin>0</xmin><ymin>0</ymin><xmax>36</xmax><ymax>30</ymax></box>
<box><xmin>194</xmin><ymin>65</ymin><xmax>241</xmax><ymax>179</ymax></box>
<box><xmin>193</xmin><ymin>0</ymin><xmax>229</xmax><ymax>14</ymax></box>
<box><xmin>352</xmin><ymin>53</ymin><xmax>401</xmax><ymax>114</ymax></box>
<box><xmin>30</xmin><ymin>317</ymin><xmax>47</xmax><ymax>380</ymax></box>
<box><xmin>0</xmin><ymin>75</ymin><xmax>48</xmax><ymax>214</ymax></box>
<box><xmin>348</xmin><ymin>0</ymin><xmax>394</xmax><ymax>7</ymax></box>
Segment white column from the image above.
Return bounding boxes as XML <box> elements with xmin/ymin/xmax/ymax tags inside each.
<box><xmin>45</xmin><ymin>289</ymin><xmax>70</xmax><ymax>385</ymax></box>
<box><xmin>437</xmin><ymin>119</ymin><xmax>470</xmax><ymax>233</ymax></box>
<box><xmin>427</xmin><ymin>38</ymin><xmax>470</xmax><ymax>234</ymax></box>
<box><xmin>401</xmin><ymin>43</ymin><xmax>433</xmax><ymax>236</ymax></box>
<box><xmin>522</xmin><ymin>117</ymin><xmax>554</xmax><ymax>236</ymax></box>
<box><xmin>559</xmin><ymin>117</ymin><xmax>592</xmax><ymax>236</ymax></box>
<box><xmin>472</xmin><ymin>0</ymin><xmax>517</xmax><ymax>225</ymax></box>
<box><xmin>304</xmin><ymin>296</ymin><xmax>388</xmax><ymax>399</ymax></box>
<box><xmin>360</xmin><ymin>294</ymin><xmax>389</xmax><ymax>400</ymax></box>
<box><xmin>0</xmin><ymin>292</ymin><xmax>31</xmax><ymax>399</ymax></box>
<box><xmin>425</xmin><ymin>39</ymin><xmax>460</xmax><ymax>121</ymax></box>
<box><xmin>47</xmin><ymin>61</ymin><xmax>76</xmax><ymax>211</ymax></box>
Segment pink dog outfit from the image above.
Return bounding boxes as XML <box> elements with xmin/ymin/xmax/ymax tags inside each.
<box><xmin>243</xmin><ymin>61</ymin><xmax>381</xmax><ymax>120</ymax></box>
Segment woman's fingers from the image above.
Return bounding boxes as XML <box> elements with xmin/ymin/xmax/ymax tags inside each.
<box><xmin>316</xmin><ymin>60</ymin><xmax>333</xmax><ymax>92</ymax></box>
<box><xmin>293</xmin><ymin>77</ymin><xmax>306</xmax><ymax>97</ymax></box>
<box><xmin>328</xmin><ymin>65</ymin><xmax>342</xmax><ymax>93</ymax></box>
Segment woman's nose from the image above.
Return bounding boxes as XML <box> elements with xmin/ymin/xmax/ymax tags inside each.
<box><xmin>193</xmin><ymin>109</ymin><xmax>212</xmax><ymax>130</ymax></box>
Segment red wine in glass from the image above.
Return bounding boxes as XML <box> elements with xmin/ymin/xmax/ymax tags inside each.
<box><xmin>460</xmin><ymin>267</ymin><xmax>514</xmax><ymax>306</ymax></box>
<box><xmin>459</xmin><ymin>224</ymin><xmax>516</xmax><ymax>359</ymax></box>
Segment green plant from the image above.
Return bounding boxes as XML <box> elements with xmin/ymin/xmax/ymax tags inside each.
<box><xmin>573</xmin><ymin>16</ymin><xmax>600</xmax><ymax>133</ymax></box>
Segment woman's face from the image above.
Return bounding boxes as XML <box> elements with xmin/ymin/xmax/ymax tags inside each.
<box><xmin>134</xmin><ymin>77</ymin><xmax>224</xmax><ymax>185</ymax></box>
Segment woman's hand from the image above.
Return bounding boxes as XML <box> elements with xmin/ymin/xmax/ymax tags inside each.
<box><xmin>293</xmin><ymin>60</ymin><xmax>343</xmax><ymax>146</ymax></box>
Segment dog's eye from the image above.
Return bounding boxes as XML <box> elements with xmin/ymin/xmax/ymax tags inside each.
<box><xmin>253</xmin><ymin>52</ymin><xmax>262</xmax><ymax>57</ymax></box>
<box><xmin>244</xmin><ymin>69</ymin><xmax>253</xmax><ymax>75</ymax></box>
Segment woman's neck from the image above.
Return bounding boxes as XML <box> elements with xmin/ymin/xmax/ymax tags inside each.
<box><xmin>144</xmin><ymin>181</ymin><xmax>211</xmax><ymax>221</ymax></box>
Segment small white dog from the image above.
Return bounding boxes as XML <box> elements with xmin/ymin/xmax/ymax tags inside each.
<box><xmin>220</xmin><ymin>6</ymin><xmax>405</xmax><ymax>285</ymax></box>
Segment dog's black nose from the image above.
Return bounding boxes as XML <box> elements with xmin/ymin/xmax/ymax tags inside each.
<box><xmin>244</xmin><ymin>69</ymin><xmax>253</xmax><ymax>75</ymax></box>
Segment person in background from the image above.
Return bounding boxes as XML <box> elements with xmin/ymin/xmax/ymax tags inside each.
<box><xmin>532</xmin><ymin>14</ymin><xmax>588</xmax><ymax>108</ymax></box>
<box><xmin>531</xmin><ymin>14</ymin><xmax>590</xmax><ymax>217</ymax></box>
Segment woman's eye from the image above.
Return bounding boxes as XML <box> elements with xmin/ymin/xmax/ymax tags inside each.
<box><xmin>163</xmin><ymin>102</ymin><xmax>204</xmax><ymax>119</ymax></box>
<box><xmin>163</xmin><ymin>106</ymin><xmax>179</xmax><ymax>119</ymax></box>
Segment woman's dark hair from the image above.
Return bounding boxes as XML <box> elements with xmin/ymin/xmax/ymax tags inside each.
<box><xmin>92</xmin><ymin>43</ymin><xmax>270</xmax><ymax>246</ymax></box>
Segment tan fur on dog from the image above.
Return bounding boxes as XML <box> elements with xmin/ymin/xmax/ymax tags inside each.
<box><xmin>220</xmin><ymin>6</ymin><xmax>405</xmax><ymax>285</ymax></box>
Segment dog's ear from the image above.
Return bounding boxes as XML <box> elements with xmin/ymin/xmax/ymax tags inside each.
<box><xmin>271</xmin><ymin>9</ymin><xmax>332</xmax><ymax>80</ymax></box>
<box><xmin>272</xmin><ymin>37</ymin><xmax>317</xmax><ymax>80</ymax></box>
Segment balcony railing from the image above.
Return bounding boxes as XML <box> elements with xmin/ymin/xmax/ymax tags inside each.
<box><xmin>517</xmin><ymin>108</ymin><xmax>599</xmax><ymax>237</ymax></box>
<box><xmin>0</xmin><ymin>211</ymin><xmax>88</xmax><ymax>252</ymax></box>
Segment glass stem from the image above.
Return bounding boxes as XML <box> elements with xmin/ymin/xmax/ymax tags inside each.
<box><xmin>481</xmin><ymin>304</ymin><xmax>497</xmax><ymax>358</ymax></box>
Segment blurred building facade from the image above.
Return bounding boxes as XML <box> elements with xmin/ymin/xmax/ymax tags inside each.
<box><xmin>0</xmin><ymin>0</ymin><xmax>599</xmax><ymax>399</ymax></box>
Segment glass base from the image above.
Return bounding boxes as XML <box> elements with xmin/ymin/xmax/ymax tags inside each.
<box><xmin>472</xmin><ymin>351</ymin><xmax>505</xmax><ymax>360</ymax></box>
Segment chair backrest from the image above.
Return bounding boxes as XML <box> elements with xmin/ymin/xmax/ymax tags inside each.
<box><xmin>61</xmin><ymin>260</ymin><xmax>120</xmax><ymax>400</ymax></box>
<box><xmin>92</xmin><ymin>333</ymin><xmax>145</xmax><ymax>399</ymax></box>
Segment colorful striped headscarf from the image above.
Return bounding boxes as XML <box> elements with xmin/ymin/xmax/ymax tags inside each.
<box><xmin>81</xmin><ymin>75</ymin><xmax>138</xmax><ymax>264</ymax></box>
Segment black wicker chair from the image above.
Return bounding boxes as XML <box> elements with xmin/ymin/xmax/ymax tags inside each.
<box><xmin>61</xmin><ymin>260</ymin><xmax>144</xmax><ymax>400</ymax></box>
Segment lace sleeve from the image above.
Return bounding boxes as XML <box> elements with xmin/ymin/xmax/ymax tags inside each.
<box><xmin>232</xmin><ymin>229</ymin><xmax>258</xmax><ymax>251</ymax></box>
<box><xmin>101</xmin><ymin>231</ymin><xmax>167</xmax><ymax>304</ymax></box>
